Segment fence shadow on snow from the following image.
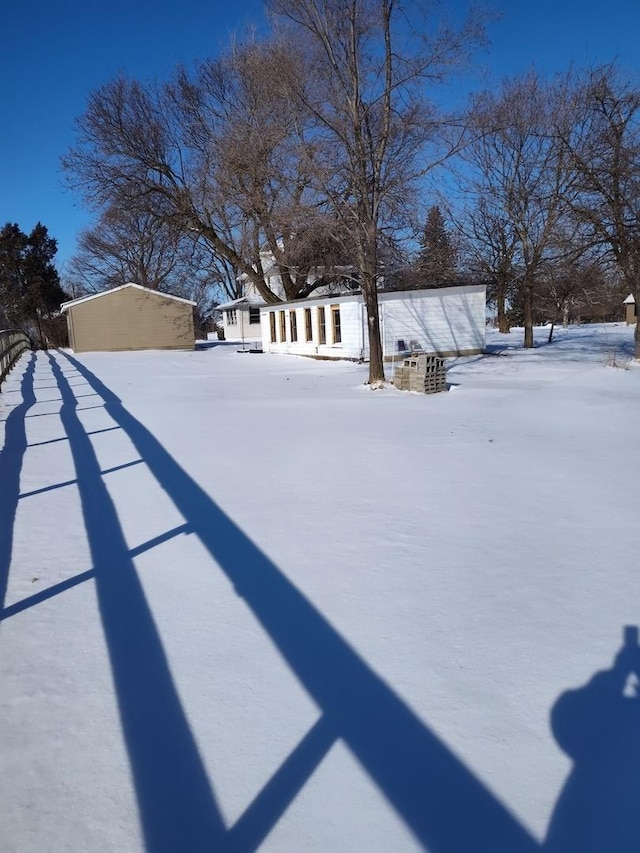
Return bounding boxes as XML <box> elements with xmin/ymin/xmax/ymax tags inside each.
<box><xmin>2</xmin><ymin>348</ymin><xmax>639</xmax><ymax>852</ymax></box>
<box><xmin>52</xmin><ymin>349</ymin><xmax>537</xmax><ymax>853</ymax></box>
<box><xmin>0</xmin><ymin>353</ymin><xmax>36</xmax><ymax>611</ymax></box>
<box><xmin>47</xmin><ymin>352</ymin><xmax>227</xmax><ymax>852</ymax></box>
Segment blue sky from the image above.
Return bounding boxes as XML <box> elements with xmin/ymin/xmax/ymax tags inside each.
<box><xmin>2</xmin><ymin>0</ymin><xmax>639</xmax><ymax>273</ymax></box>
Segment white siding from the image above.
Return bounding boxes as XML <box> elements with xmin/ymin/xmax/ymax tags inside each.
<box><xmin>334</xmin><ymin>301</ymin><xmax>364</xmax><ymax>359</ymax></box>
<box><xmin>380</xmin><ymin>286</ymin><xmax>485</xmax><ymax>357</ymax></box>
<box><xmin>221</xmin><ymin>306</ymin><xmax>262</xmax><ymax>344</ymax></box>
<box><xmin>259</xmin><ymin>285</ymin><xmax>485</xmax><ymax>360</ymax></box>
<box><xmin>261</xmin><ymin>300</ymin><xmax>365</xmax><ymax>359</ymax></box>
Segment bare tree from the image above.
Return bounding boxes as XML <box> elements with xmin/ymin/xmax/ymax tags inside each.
<box><xmin>67</xmin><ymin>204</ymin><xmax>212</xmax><ymax>290</ymax></box>
<box><xmin>270</xmin><ymin>0</ymin><xmax>486</xmax><ymax>382</ymax></box>
<box><xmin>536</xmin><ymin>259</ymin><xmax>606</xmax><ymax>342</ymax></box>
<box><xmin>62</xmin><ymin>41</ymin><xmax>338</xmax><ymax>307</ymax></box>
<box><xmin>459</xmin><ymin>72</ymin><xmax>577</xmax><ymax>347</ymax></box>
<box><xmin>560</xmin><ymin>65</ymin><xmax>640</xmax><ymax>357</ymax></box>
<box><xmin>63</xmin><ymin>204</ymin><xmax>224</xmax><ymax>329</ymax></box>
<box><xmin>63</xmin><ymin>8</ymin><xmax>485</xmax><ymax>376</ymax></box>
<box><xmin>172</xmin><ymin>41</ymin><xmax>349</xmax><ymax>301</ymax></box>
<box><xmin>456</xmin><ymin>196</ymin><xmax>519</xmax><ymax>332</ymax></box>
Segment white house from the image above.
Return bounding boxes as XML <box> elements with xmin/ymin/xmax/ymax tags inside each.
<box><xmin>259</xmin><ymin>284</ymin><xmax>486</xmax><ymax>361</ymax></box>
<box><xmin>215</xmin><ymin>249</ymin><xmax>283</xmax><ymax>344</ymax></box>
<box><xmin>216</xmin><ymin>296</ymin><xmax>265</xmax><ymax>346</ymax></box>
<box><xmin>216</xmin><ymin>250</ymin><xmax>356</xmax><ymax>345</ymax></box>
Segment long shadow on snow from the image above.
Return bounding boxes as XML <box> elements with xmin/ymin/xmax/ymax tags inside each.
<box><xmin>46</xmin><ymin>353</ymin><xmax>227</xmax><ymax>852</ymax></box>
<box><xmin>0</xmin><ymin>353</ymin><xmax>36</xmax><ymax>610</ymax></box>
<box><xmin>57</xmin><ymin>350</ymin><xmax>537</xmax><ymax>853</ymax></box>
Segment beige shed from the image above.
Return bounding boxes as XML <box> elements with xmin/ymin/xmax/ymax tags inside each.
<box><xmin>61</xmin><ymin>283</ymin><xmax>196</xmax><ymax>353</ymax></box>
<box><xmin>624</xmin><ymin>294</ymin><xmax>637</xmax><ymax>325</ymax></box>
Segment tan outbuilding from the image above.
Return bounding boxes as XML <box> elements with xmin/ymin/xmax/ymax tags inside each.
<box><xmin>61</xmin><ymin>283</ymin><xmax>196</xmax><ymax>353</ymax></box>
<box><xmin>624</xmin><ymin>294</ymin><xmax>637</xmax><ymax>325</ymax></box>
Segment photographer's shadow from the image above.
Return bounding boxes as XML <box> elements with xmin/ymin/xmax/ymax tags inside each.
<box><xmin>544</xmin><ymin>631</ymin><xmax>640</xmax><ymax>852</ymax></box>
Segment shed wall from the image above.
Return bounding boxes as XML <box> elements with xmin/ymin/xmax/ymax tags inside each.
<box><xmin>380</xmin><ymin>288</ymin><xmax>485</xmax><ymax>358</ymax></box>
<box><xmin>67</xmin><ymin>288</ymin><xmax>195</xmax><ymax>353</ymax></box>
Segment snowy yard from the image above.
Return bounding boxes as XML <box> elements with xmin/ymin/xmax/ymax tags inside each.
<box><xmin>1</xmin><ymin>322</ymin><xmax>639</xmax><ymax>852</ymax></box>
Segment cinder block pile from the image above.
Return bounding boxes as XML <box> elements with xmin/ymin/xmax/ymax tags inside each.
<box><xmin>392</xmin><ymin>354</ymin><xmax>447</xmax><ymax>394</ymax></box>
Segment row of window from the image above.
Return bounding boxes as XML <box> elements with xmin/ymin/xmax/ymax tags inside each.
<box><xmin>225</xmin><ymin>307</ymin><xmax>261</xmax><ymax>326</ymax></box>
<box><xmin>269</xmin><ymin>305</ymin><xmax>341</xmax><ymax>345</ymax></box>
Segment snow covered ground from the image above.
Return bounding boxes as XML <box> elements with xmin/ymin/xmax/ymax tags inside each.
<box><xmin>1</xmin><ymin>322</ymin><xmax>639</xmax><ymax>852</ymax></box>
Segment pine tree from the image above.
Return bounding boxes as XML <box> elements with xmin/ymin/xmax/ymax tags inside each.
<box><xmin>0</xmin><ymin>222</ymin><xmax>66</xmax><ymax>344</ymax></box>
<box><xmin>417</xmin><ymin>206</ymin><xmax>457</xmax><ymax>285</ymax></box>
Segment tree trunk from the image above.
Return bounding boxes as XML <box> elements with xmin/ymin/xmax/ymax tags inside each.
<box><xmin>497</xmin><ymin>290</ymin><xmax>510</xmax><ymax>333</ymax></box>
<box><xmin>523</xmin><ymin>282</ymin><xmax>534</xmax><ymax>348</ymax></box>
<box><xmin>548</xmin><ymin>303</ymin><xmax>562</xmax><ymax>343</ymax></box>
<box><xmin>35</xmin><ymin>313</ymin><xmax>45</xmax><ymax>349</ymax></box>
<box><xmin>635</xmin><ymin>313</ymin><xmax>640</xmax><ymax>360</ymax></box>
<box><xmin>362</xmin><ymin>271</ymin><xmax>385</xmax><ymax>383</ymax></box>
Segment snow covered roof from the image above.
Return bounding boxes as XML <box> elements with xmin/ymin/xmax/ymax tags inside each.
<box><xmin>623</xmin><ymin>294</ymin><xmax>635</xmax><ymax>304</ymax></box>
<box><xmin>257</xmin><ymin>283</ymin><xmax>486</xmax><ymax>311</ymax></box>
<box><xmin>216</xmin><ymin>297</ymin><xmax>249</xmax><ymax>310</ymax></box>
<box><xmin>60</xmin><ymin>282</ymin><xmax>196</xmax><ymax>312</ymax></box>
<box><xmin>216</xmin><ymin>297</ymin><xmax>265</xmax><ymax>310</ymax></box>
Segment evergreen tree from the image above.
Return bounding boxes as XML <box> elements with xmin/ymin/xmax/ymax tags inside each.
<box><xmin>0</xmin><ymin>223</ymin><xmax>28</xmax><ymax>324</ymax></box>
<box><xmin>0</xmin><ymin>222</ymin><xmax>67</xmax><ymax>344</ymax></box>
<box><xmin>417</xmin><ymin>205</ymin><xmax>457</xmax><ymax>284</ymax></box>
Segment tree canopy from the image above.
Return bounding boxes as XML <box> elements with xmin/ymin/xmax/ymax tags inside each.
<box><xmin>418</xmin><ymin>206</ymin><xmax>458</xmax><ymax>284</ymax></box>
<box><xmin>63</xmin><ymin>0</ymin><xmax>487</xmax><ymax>381</ymax></box>
<box><xmin>61</xmin><ymin>3</ymin><xmax>640</xmax><ymax>363</ymax></box>
<box><xmin>0</xmin><ymin>222</ymin><xmax>67</xmax><ymax>345</ymax></box>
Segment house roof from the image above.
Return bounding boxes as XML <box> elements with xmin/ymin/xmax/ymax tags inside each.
<box><xmin>60</xmin><ymin>282</ymin><xmax>197</xmax><ymax>313</ymax></box>
<box><xmin>256</xmin><ymin>283</ymin><xmax>486</xmax><ymax>311</ymax></box>
<box><xmin>623</xmin><ymin>294</ymin><xmax>635</xmax><ymax>304</ymax></box>
<box><xmin>216</xmin><ymin>297</ymin><xmax>250</xmax><ymax>310</ymax></box>
<box><xmin>216</xmin><ymin>296</ymin><xmax>265</xmax><ymax>310</ymax></box>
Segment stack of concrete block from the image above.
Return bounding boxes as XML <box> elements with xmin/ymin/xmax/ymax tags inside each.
<box><xmin>392</xmin><ymin>354</ymin><xmax>447</xmax><ymax>394</ymax></box>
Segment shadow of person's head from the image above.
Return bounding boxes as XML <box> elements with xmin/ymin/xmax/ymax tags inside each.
<box><xmin>545</xmin><ymin>626</ymin><xmax>640</xmax><ymax>852</ymax></box>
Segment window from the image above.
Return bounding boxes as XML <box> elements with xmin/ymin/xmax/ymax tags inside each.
<box><xmin>269</xmin><ymin>312</ymin><xmax>277</xmax><ymax>343</ymax></box>
<box><xmin>290</xmin><ymin>310</ymin><xmax>298</xmax><ymax>342</ymax></box>
<box><xmin>331</xmin><ymin>305</ymin><xmax>341</xmax><ymax>343</ymax></box>
<box><xmin>249</xmin><ymin>307</ymin><xmax>261</xmax><ymax>325</ymax></box>
<box><xmin>279</xmin><ymin>310</ymin><xmax>287</xmax><ymax>342</ymax></box>
<box><xmin>317</xmin><ymin>306</ymin><xmax>326</xmax><ymax>344</ymax></box>
<box><xmin>305</xmin><ymin>308</ymin><xmax>313</xmax><ymax>341</ymax></box>
<box><xmin>225</xmin><ymin>309</ymin><xmax>237</xmax><ymax>325</ymax></box>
